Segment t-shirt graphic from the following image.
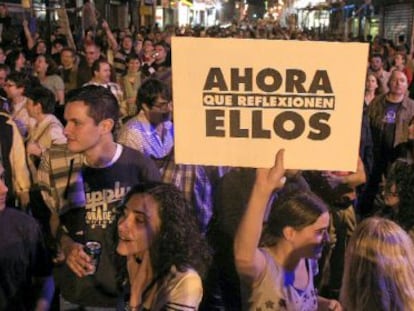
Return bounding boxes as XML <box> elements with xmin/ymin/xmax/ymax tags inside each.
<box><xmin>84</xmin><ymin>181</ymin><xmax>130</xmax><ymax>229</ymax></box>
<box><xmin>383</xmin><ymin>102</ymin><xmax>399</xmax><ymax>124</ymax></box>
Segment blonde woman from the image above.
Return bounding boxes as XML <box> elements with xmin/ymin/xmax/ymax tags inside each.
<box><xmin>340</xmin><ymin>217</ymin><xmax>414</xmax><ymax>310</ymax></box>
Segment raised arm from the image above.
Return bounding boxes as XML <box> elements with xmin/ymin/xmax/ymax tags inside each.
<box><xmin>234</xmin><ymin>150</ymin><xmax>286</xmax><ymax>283</ymax></box>
<box><xmin>102</xmin><ymin>20</ymin><xmax>118</xmax><ymax>52</ymax></box>
<box><xmin>23</xmin><ymin>19</ymin><xmax>35</xmax><ymax>51</ymax></box>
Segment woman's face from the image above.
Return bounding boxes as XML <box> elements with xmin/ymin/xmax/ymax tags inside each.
<box><xmin>127</xmin><ymin>59</ymin><xmax>141</xmax><ymax>73</ymax></box>
<box><xmin>292</xmin><ymin>211</ymin><xmax>330</xmax><ymax>259</ymax></box>
<box><xmin>16</xmin><ymin>53</ymin><xmax>26</xmax><ymax>70</ymax></box>
<box><xmin>394</xmin><ymin>54</ymin><xmax>404</xmax><ymax>67</ymax></box>
<box><xmin>117</xmin><ymin>193</ymin><xmax>161</xmax><ymax>257</ymax></box>
<box><xmin>36</xmin><ymin>42</ymin><xmax>47</xmax><ymax>55</ymax></box>
<box><xmin>34</xmin><ymin>56</ymin><xmax>48</xmax><ymax>74</ymax></box>
<box><xmin>366</xmin><ymin>74</ymin><xmax>378</xmax><ymax>91</ymax></box>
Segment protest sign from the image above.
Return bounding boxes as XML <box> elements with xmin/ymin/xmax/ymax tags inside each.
<box><xmin>172</xmin><ymin>37</ymin><xmax>368</xmax><ymax>171</ymax></box>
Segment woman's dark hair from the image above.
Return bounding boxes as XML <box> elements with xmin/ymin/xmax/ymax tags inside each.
<box><xmin>5</xmin><ymin>49</ymin><xmax>24</xmax><ymax>72</ymax></box>
<box><xmin>262</xmin><ymin>191</ymin><xmax>328</xmax><ymax>246</ymax></box>
<box><xmin>121</xmin><ymin>182</ymin><xmax>211</xmax><ymax>278</ymax></box>
<box><xmin>126</xmin><ymin>53</ymin><xmax>141</xmax><ymax>65</ymax></box>
<box><xmin>35</xmin><ymin>54</ymin><xmax>59</xmax><ymax>76</ymax></box>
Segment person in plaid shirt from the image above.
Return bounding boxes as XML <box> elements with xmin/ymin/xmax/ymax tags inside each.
<box><xmin>118</xmin><ymin>78</ymin><xmax>228</xmax><ymax>233</ymax></box>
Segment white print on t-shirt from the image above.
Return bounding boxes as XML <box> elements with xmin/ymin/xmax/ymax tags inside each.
<box><xmin>85</xmin><ymin>182</ymin><xmax>131</xmax><ymax>229</ymax></box>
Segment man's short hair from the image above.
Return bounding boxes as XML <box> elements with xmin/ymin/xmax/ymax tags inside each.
<box><xmin>84</xmin><ymin>42</ymin><xmax>101</xmax><ymax>52</ymax></box>
<box><xmin>122</xmin><ymin>35</ymin><xmax>133</xmax><ymax>42</ymax></box>
<box><xmin>91</xmin><ymin>59</ymin><xmax>110</xmax><ymax>76</ymax></box>
<box><xmin>66</xmin><ymin>85</ymin><xmax>120</xmax><ymax>126</ymax></box>
<box><xmin>137</xmin><ymin>79</ymin><xmax>171</xmax><ymax>111</ymax></box>
<box><xmin>370</xmin><ymin>53</ymin><xmax>383</xmax><ymax>62</ymax></box>
<box><xmin>154</xmin><ymin>40</ymin><xmax>170</xmax><ymax>52</ymax></box>
<box><xmin>61</xmin><ymin>47</ymin><xmax>76</xmax><ymax>57</ymax></box>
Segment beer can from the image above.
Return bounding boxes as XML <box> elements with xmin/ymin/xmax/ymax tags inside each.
<box><xmin>84</xmin><ymin>241</ymin><xmax>102</xmax><ymax>275</ymax></box>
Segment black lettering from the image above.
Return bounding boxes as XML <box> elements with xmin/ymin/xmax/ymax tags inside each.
<box><xmin>252</xmin><ymin>110</ymin><xmax>271</xmax><ymax>138</ymax></box>
<box><xmin>256</xmin><ymin>68</ymin><xmax>283</xmax><ymax>92</ymax></box>
<box><xmin>273</xmin><ymin>111</ymin><xmax>305</xmax><ymax>140</ymax></box>
<box><xmin>230</xmin><ymin>110</ymin><xmax>249</xmax><ymax>137</ymax></box>
<box><xmin>308</xmin><ymin>70</ymin><xmax>333</xmax><ymax>94</ymax></box>
<box><xmin>203</xmin><ymin>68</ymin><xmax>228</xmax><ymax>91</ymax></box>
<box><xmin>231</xmin><ymin>68</ymin><xmax>253</xmax><ymax>91</ymax></box>
<box><xmin>308</xmin><ymin>112</ymin><xmax>331</xmax><ymax>140</ymax></box>
<box><xmin>286</xmin><ymin>69</ymin><xmax>306</xmax><ymax>93</ymax></box>
<box><xmin>206</xmin><ymin>110</ymin><xmax>225</xmax><ymax>137</ymax></box>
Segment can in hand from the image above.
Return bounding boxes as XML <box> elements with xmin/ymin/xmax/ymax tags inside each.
<box><xmin>84</xmin><ymin>241</ymin><xmax>102</xmax><ymax>275</ymax></box>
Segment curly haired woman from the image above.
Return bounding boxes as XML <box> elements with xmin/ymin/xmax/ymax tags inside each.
<box><xmin>117</xmin><ymin>182</ymin><xmax>211</xmax><ymax>310</ymax></box>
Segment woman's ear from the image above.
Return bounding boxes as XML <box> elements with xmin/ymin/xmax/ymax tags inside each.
<box><xmin>282</xmin><ymin>226</ymin><xmax>296</xmax><ymax>242</ymax></box>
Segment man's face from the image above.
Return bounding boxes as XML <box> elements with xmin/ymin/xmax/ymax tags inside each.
<box><xmin>389</xmin><ymin>71</ymin><xmax>408</xmax><ymax>96</ymax></box>
<box><xmin>370</xmin><ymin>56</ymin><xmax>383</xmax><ymax>72</ymax></box>
<box><xmin>85</xmin><ymin>46</ymin><xmax>100</xmax><ymax>66</ymax></box>
<box><xmin>64</xmin><ymin>101</ymin><xmax>103</xmax><ymax>154</ymax></box>
<box><xmin>0</xmin><ymin>164</ymin><xmax>8</xmax><ymax>211</ymax></box>
<box><xmin>61</xmin><ymin>50</ymin><xmax>75</xmax><ymax>68</ymax></box>
<box><xmin>154</xmin><ymin>45</ymin><xmax>167</xmax><ymax>63</ymax></box>
<box><xmin>122</xmin><ymin>37</ymin><xmax>133</xmax><ymax>51</ymax></box>
<box><xmin>143</xmin><ymin>95</ymin><xmax>172</xmax><ymax>126</ymax></box>
<box><xmin>94</xmin><ymin>62</ymin><xmax>111</xmax><ymax>84</ymax></box>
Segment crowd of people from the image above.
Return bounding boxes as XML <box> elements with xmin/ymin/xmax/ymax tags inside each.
<box><xmin>1</xmin><ymin>2</ymin><xmax>414</xmax><ymax>310</ymax></box>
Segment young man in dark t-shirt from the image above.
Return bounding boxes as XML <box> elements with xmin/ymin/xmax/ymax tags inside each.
<box><xmin>38</xmin><ymin>85</ymin><xmax>160</xmax><ymax>309</ymax></box>
<box><xmin>0</xmin><ymin>163</ymin><xmax>54</xmax><ymax>311</ymax></box>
